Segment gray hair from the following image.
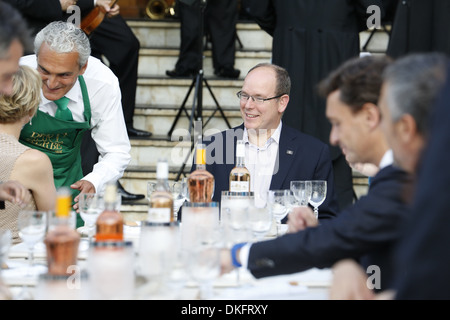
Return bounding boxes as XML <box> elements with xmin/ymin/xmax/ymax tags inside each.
<box><xmin>383</xmin><ymin>53</ymin><xmax>448</xmax><ymax>137</ymax></box>
<box><xmin>0</xmin><ymin>2</ymin><xmax>32</xmax><ymax>58</ymax></box>
<box><xmin>247</xmin><ymin>63</ymin><xmax>291</xmax><ymax>96</ymax></box>
<box><xmin>34</xmin><ymin>21</ymin><xmax>91</xmax><ymax>68</ymax></box>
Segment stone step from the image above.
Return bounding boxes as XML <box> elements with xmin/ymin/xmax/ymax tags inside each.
<box><xmin>137</xmin><ymin>48</ymin><xmax>271</xmax><ymax>79</ymax></box>
<box><xmin>127</xmin><ymin>20</ymin><xmax>274</xmax><ymax>51</ymax></box>
<box><xmin>135</xmin><ymin>77</ymin><xmax>244</xmax><ymax>109</ymax></box>
<box><xmin>132</xmin><ymin>105</ymin><xmax>243</xmax><ymax>139</ymax></box>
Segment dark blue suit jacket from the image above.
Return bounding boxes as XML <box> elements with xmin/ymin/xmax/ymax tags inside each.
<box><xmin>248</xmin><ymin>164</ymin><xmax>414</xmax><ymax>291</ymax></box>
<box><xmin>393</xmin><ymin>65</ymin><xmax>450</xmax><ymax>299</ymax></box>
<box><xmin>194</xmin><ymin>123</ymin><xmax>340</xmax><ymax>220</ymax></box>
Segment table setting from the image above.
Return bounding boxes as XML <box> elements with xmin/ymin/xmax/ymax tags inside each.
<box><xmin>0</xmin><ymin>181</ymin><xmax>331</xmax><ymax>300</ymax></box>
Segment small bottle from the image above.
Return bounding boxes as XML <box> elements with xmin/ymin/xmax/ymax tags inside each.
<box><xmin>44</xmin><ymin>187</ymin><xmax>80</xmax><ymax>276</ymax></box>
<box><xmin>95</xmin><ymin>182</ymin><xmax>123</xmax><ymax>242</ymax></box>
<box><xmin>148</xmin><ymin>159</ymin><xmax>174</xmax><ymax>223</ymax></box>
<box><xmin>229</xmin><ymin>140</ymin><xmax>251</xmax><ymax>192</ymax></box>
<box><xmin>188</xmin><ymin>141</ymin><xmax>214</xmax><ymax>202</ymax></box>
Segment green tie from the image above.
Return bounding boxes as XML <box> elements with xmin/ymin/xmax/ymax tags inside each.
<box><xmin>54</xmin><ymin>96</ymin><xmax>73</xmax><ymax>121</ymax></box>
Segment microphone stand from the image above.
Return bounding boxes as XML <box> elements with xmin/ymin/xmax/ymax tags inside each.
<box><xmin>169</xmin><ymin>0</ymin><xmax>231</xmax><ymax>181</ymax></box>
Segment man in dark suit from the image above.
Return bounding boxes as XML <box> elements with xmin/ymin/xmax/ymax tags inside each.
<box><xmin>220</xmin><ymin>55</ymin><xmax>418</xmax><ymax>292</ymax></box>
<box><xmin>329</xmin><ymin>53</ymin><xmax>449</xmax><ymax>300</ymax></box>
<box><xmin>242</xmin><ymin>0</ymin><xmax>387</xmax><ymax>211</ymax></box>
<box><xmin>196</xmin><ymin>63</ymin><xmax>339</xmax><ymax>220</ymax></box>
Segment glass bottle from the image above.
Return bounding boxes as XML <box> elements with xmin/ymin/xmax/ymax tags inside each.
<box><xmin>95</xmin><ymin>182</ymin><xmax>123</xmax><ymax>242</ymax></box>
<box><xmin>44</xmin><ymin>187</ymin><xmax>80</xmax><ymax>276</ymax></box>
<box><xmin>188</xmin><ymin>142</ymin><xmax>214</xmax><ymax>202</ymax></box>
<box><xmin>148</xmin><ymin>159</ymin><xmax>174</xmax><ymax>223</ymax></box>
<box><xmin>229</xmin><ymin>140</ymin><xmax>250</xmax><ymax>192</ymax></box>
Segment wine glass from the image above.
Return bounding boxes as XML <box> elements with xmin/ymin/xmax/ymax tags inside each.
<box><xmin>171</xmin><ymin>179</ymin><xmax>188</xmax><ymax>219</ymax></box>
<box><xmin>267</xmin><ymin>190</ymin><xmax>290</xmax><ymax>236</ymax></box>
<box><xmin>147</xmin><ymin>181</ymin><xmax>156</xmax><ymax>203</ymax></box>
<box><xmin>17</xmin><ymin>210</ymin><xmax>47</xmax><ymax>268</ymax></box>
<box><xmin>309</xmin><ymin>180</ymin><xmax>327</xmax><ymax>219</ymax></box>
<box><xmin>290</xmin><ymin>180</ymin><xmax>312</xmax><ymax>207</ymax></box>
<box><xmin>0</xmin><ymin>229</ymin><xmax>11</xmax><ymax>269</ymax></box>
<box><xmin>248</xmin><ymin>192</ymin><xmax>273</xmax><ymax>241</ymax></box>
<box><xmin>187</xmin><ymin>225</ymin><xmax>221</xmax><ymax>300</ymax></box>
<box><xmin>78</xmin><ymin>193</ymin><xmax>105</xmax><ymax>247</ymax></box>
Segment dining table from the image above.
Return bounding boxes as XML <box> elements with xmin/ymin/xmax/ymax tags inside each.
<box><xmin>0</xmin><ymin>221</ymin><xmax>332</xmax><ymax>301</ymax></box>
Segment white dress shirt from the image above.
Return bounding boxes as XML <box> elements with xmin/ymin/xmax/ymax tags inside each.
<box><xmin>20</xmin><ymin>55</ymin><xmax>131</xmax><ymax>193</ymax></box>
<box><xmin>243</xmin><ymin>121</ymin><xmax>282</xmax><ymax>206</ymax></box>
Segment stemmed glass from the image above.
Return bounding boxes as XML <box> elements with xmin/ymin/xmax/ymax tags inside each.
<box><xmin>267</xmin><ymin>190</ymin><xmax>290</xmax><ymax>236</ymax></box>
<box><xmin>17</xmin><ymin>210</ymin><xmax>47</xmax><ymax>270</ymax></box>
<box><xmin>309</xmin><ymin>180</ymin><xmax>327</xmax><ymax>219</ymax></box>
<box><xmin>0</xmin><ymin>229</ymin><xmax>11</xmax><ymax>269</ymax></box>
<box><xmin>187</xmin><ymin>225</ymin><xmax>221</xmax><ymax>300</ymax></box>
<box><xmin>290</xmin><ymin>180</ymin><xmax>312</xmax><ymax>207</ymax></box>
<box><xmin>147</xmin><ymin>181</ymin><xmax>156</xmax><ymax>203</ymax></box>
<box><xmin>17</xmin><ymin>210</ymin><xmax>47</xmax><ymax>299</ymax></box>
<box><xmin>0</xmin><ymin>229</ymin><xmax>12</xmax><ymax>300</ymax></box>
<box><xmin>171</xmin><ymin>179</ymin><xmax>188</xmax><ymax>219</ymax></box>
<box><xmin>78</xmin><ymin>193</ymin><xmax>105</xmax><ymax>247</ymax></box>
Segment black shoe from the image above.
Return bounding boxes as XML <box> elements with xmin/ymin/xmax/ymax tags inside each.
<box><xmin>127</xmin><ymin>127</ymin><xmax>152</xmax><ymax>138</ymax></box>
<box><xmin>116</xmin><ymin>181</ymin><xmax>145</xmax><ymax>203</ymax></box>
<box><xmin>166</xmin><ymin>68</ymin><xmax>196</xmax><ymax>78</ymax></box>
<box><xmin>214</xmin><ymin>67</ymin><xmax>240</xmax><ymax>79</ymax></box>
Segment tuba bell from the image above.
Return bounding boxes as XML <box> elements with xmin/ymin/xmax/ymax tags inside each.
<box><xmin>146</xmin><ymin>0</ymin><xmax>176</xmax><ymax>20</ymax></box>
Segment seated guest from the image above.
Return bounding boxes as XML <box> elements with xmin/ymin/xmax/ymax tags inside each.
<box><xmin>329</xmin><ymin>53</ymin><xmax>449</xmax><ymax>300</ymax></box>
<box><xmin>19</xmin><ymin>21</ymin><xmax>131</xmax><ymax>227</ymax></box>
<box><xmin>220</xmin><ymin>55</ymin><xmax>417</xmax><ymax>292</ymax></box>
<box><xmin>195</xmin><ymin>63</ymin><xmax>339</xmax><ymax>220</ymax></box>
<box><xmin>0</xmin><ymin>65</ymin><xmax>57</xmax><ymax>243</ymax></box>
<box><xmin>0</xmin><ymin>2</ymin><xmax>35</xmax><ymax>210</ymax></box>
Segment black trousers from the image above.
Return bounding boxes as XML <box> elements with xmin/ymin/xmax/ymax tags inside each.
<box><xmin>175</xmin><ymin>0</ymin><xmax>238</xmax><ymax>72</ymax></box>
<box><xmin>89</xmin><ymin>15</ymin><xmax>140</xmax><ymax>128</ymax></box>
<box><xmin>81</xmin><ymin>15</ymin><xmax>140</xmax><ymax>175</ymax></box>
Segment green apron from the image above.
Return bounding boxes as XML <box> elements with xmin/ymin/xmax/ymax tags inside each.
<box><xmin>19</xmin><ymin>76</ymin><xmax>91</xmax><ymax>227</ymax></box>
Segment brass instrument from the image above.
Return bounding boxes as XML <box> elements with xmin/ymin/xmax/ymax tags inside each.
<box><xmin>146</xmin><ymin>0</ymin><xmax>176</xmax><ymax>20</ymax></box>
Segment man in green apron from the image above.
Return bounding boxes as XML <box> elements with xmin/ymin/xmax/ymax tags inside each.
<box><xmin>19</xmin><ymin>21</ymin><xmax>131</xmax><ymax>227</ymax></box>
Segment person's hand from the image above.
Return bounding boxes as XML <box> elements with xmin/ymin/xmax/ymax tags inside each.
<box><xmin>96</xmin><ymin>0</ymin><xmax>120</xmax><ymax>17</ymax></box>
<box><xmin>329</xmin><ymin>259</ymin><xmax>375</xmax><ymax>300</ymax></box>
<box><xmin>60</xmin><ymin>0</ymin><xmax>77</xmax><ymax>11</ymax></box>
<box><xmin>71</xmin><ymin>180</ymin><xmax>95</xmax><ymax>211</ymax></box>
<box><xmin>219</xmin><ymin>248</ymin><xmax>235</xmax><ymax>275</ymax></box>
<box><xmin>0</xmin><ymin>180</ymin><xmax>31</xmax><ymax>208</ymax></box>
<box><xmin>287</xmin><ymin>206</ymin><xmax>318</xmax><ymax>233</ymax></box>
<box><xmin>349</xmin><ymin>162</ymin><xmax>379</xmax><ymax>177</ymax></box>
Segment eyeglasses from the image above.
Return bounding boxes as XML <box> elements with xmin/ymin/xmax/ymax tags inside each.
<box><xmin>236</xmin><ymin>91</ymin><xmax>285</xmax><ymax>104</ymax></box>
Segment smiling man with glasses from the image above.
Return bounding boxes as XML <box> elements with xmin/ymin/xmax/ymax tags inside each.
<box><xmin>195</xmin><ymin>62</ymin><xmax>340</xmax><ymax>221</ymax></box>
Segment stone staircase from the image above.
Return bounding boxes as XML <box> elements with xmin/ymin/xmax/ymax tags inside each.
<box><xmin>119</xmin><ymin>18</ymin><xmax>390</xmax><ymax>215</ymax></box>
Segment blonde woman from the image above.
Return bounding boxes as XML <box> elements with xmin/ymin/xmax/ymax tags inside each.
<box><xmin>0</xmin><ymin>65</ymin><xmax>56</xmax><ymax>243</ymax></box>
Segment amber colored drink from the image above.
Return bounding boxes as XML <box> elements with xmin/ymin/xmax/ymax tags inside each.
<box><xmin>45</xmin><ymin>187</ymin><xmax>80</xmax><ymax>276</ymax></box>
<box><xmin>188</xmin><ymin>143</ymin><xmax>214</xmax><ymax>202</ymax></box>
<box><xmin>95</xmin><ymin>183</ymin><xmax>123</xmax><ymax>242</ymax></box>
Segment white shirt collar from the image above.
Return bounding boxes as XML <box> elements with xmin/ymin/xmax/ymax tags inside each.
<box><xmin>379</xmin><ymin>149</ymin><xmax>394</xmax><ymax>169</ymax></box>
<box><xmin>242</xmin><ymin>121</ymin><xmax>282</xmax><ymax>148</ymax></box>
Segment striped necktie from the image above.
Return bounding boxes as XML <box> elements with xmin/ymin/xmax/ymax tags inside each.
<box><xmin>54</xmin><ymin>96</ymin><xmax>73</xmax><ymax>121</ymax></box>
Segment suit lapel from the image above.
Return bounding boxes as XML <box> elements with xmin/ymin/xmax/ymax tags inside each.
<box><xmin>270</xmin><ymin>126</ymin><xmax>298</xmax><ymax>190</ymax></box>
